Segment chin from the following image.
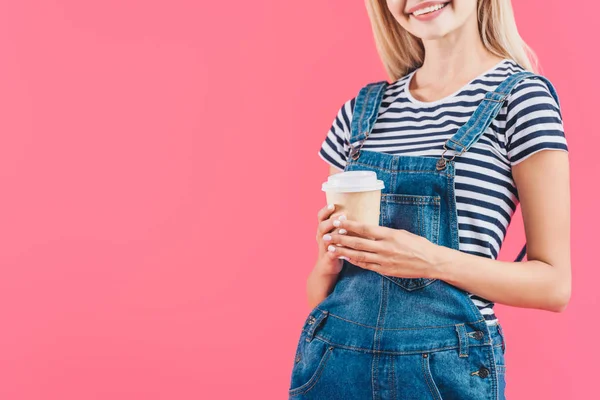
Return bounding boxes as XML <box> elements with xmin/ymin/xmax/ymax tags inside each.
<box><xmin>413</xmin><ymin>27</ymin><xmax>455</xmax><ymax>40</ymax></box>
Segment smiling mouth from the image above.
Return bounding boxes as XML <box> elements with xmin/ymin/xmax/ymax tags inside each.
<box><xmin>411</xmin><ymin>2</ymin><xmax>449</xmax><ymax>16</ymax></box>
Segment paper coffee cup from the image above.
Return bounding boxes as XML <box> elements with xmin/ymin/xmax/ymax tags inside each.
<box><xmin>321</xmin><ymin>171</ymin><xmax>384</xmax><ymax>227</ymax></box>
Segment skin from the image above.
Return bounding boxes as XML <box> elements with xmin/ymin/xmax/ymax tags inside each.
<box><xmin>308</xmin><ymin>0</ymin><xmax>571</xmax><ymax>312</ymax></box>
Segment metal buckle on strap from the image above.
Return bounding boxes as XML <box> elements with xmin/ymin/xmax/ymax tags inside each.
<box><xmin>350</xmin><ymin>146</ymin><xmax>361</xmax><ymax>161</ymax></box>
<box><xmin>485</xmin><ymin>91</ymin><xmax>509</xmax><ymax>103</ymax></box>
<box><xmin>350</xmin><ymin>131</ymin><xmax>370</xmax><ymax>161</ymax></box>
<box><xmin>436</xmin><ymin>142</ymin><xmax>466</xmax><ymax>171</ymax></box>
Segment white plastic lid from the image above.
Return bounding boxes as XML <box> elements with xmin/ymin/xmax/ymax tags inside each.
<box><xmin>321</xmin><ymin>170</ymin><xmax>385</xmax><ymax>193</ymax></box>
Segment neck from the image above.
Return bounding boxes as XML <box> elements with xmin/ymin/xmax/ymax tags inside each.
<box><xmin>416</xmin><ymin>16</ymin><xmax>504</xmax><ymax>85</ymax></box>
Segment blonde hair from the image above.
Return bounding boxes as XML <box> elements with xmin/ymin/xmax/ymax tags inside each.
<box><xmin>365</xmin><ymin>0</ymin><xmax>539</xmax><ymax>81</ymax></box>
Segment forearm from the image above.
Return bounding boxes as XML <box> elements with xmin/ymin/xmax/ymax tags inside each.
<box><xmin>306</xmin><ymin>260</ymin><xmax>340</xmax><ymax>309</ymax></box>
<box><xmin>431</xmin><ymin>245</ymin><xmax>571</xmax><ymax>313</ymax></box>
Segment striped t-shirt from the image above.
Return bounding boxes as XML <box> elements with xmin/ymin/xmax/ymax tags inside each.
<box><xmin>318</xmin><ymin>59</ymin><xmax>568</xmax><ymax>325</ymax></box>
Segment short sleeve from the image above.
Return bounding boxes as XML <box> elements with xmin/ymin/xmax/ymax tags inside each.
<box><xmin>504</xmin><ymin>78</ymin><xmax>568</xmax><ymax>166</ymax></box>
<box><xmin>318</xmin><ymin>96</ymin><xmax>355</xmax><ymax>170</ymax></box>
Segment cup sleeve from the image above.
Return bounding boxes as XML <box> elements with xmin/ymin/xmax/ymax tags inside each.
<box><xmin>505</xmin><ymin>78</ymin><xmax>568</xmax><ymax>166</ymax></box>
<box><xmin>318</xmin><ymin>97</ymin><xmax>355</xmax><ymax>171</ymax></box>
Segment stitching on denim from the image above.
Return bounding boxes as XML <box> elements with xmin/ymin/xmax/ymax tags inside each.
<box><xmin>490</xmin><ymin>340</ymin><xmax>507</xmax><ymax>389</ymax></box>
<box><xmin>485</xmin><ymin>97</ymin><xmax>506</xmax><ymax>103</ymax></box>
<box><xmin>390</xmin><ymin>156</ymin><xmax>398</xmax><ymax>198</ymax></box>
<box><xmin>453</xmin><ymin>98</ymin><xmax>494</xmax><ymax>153</ymax></box>
<box><xmin>359</xmin><ymin>86</ymin><xmax>372</xmax><ymax>135</ymax></box>
<box><xmin>372</xmin><ymin>275</ymin><xmax>387</xmax><ymax>400</ymax></box>
<box><xmin>381</xmin><ymin>197</ymin><xmax>389</xmax><ymax>228</ymax></box>
<box><xmin>391</xmin><ymin>354</ymin><xmax>397</xmax><ymax>400</ymax></box>
<box><xmin>350</xmin><ymin>161</ymin><xmax>452</xmax><ymax>176</ymax></box>
<box><xmin>418</xmin><ymin>196</ymin><xmax>424</xmax><ymax>238</ymax></box>
<box><xmin>357</xmin><ymin>86</ymin><xmax>372</xmax><ymax>141</ymax></box>
<box><xmin>387</xmin><ymin>354</ymin><xmax>392</xmax><ymax>400</ymax></box>
<box><xmin>422</xmin><ymin>354</ymin><xmax>442</xmax><ymax>400</ymax></box>
<box><xmin>383</xmin><ymin>199</ymin><xmax>439</xmax><ymax>206</ymax></box>
<box><xmin>456</xmin><ymin>324</ymin><xmax>467</xmax><ymax>358</ymax></box>
<box><xmin>387</xmin><ymin>275</ymin><xmax>438</xmax><ymax>291</ymax></box>
<box><xmin>371</xmin><ymin>349</ymin><xmax>377</xmax><ymax>399</ymax></box>
<box><xmin>481</xmin><ymin>343</ymin><xmax>498</xmax><ymax>400</ymax></box>
<box><xmin>315</xmin><ymin>307</ymin><xmax>485</xmax><ymax>329</ymax></box>
<box><xmin>313</xmin><ymin>335</ymin><xmax>490</xmax><ymax>355</ymax></box>
<box><xmin>446</xmin><ymin>168</ymin><xmax>455</xmax><ymax>250</ymax></box>
<box><xmin>432</xmin><ymin>197</ymin><xmax>440</xmax><ymax>245</ymax></box>
<box><xmin>465</xmin><ymin>102</ymin><xmax>501</xmax><ymax>150</ymax></box>
<box><xmin>288</xmin><ymin>346</ymin><xmax>334</xmax><ymax>396</ymax></box>
<box><xmin>422</xmin><ymin>355</ymin><xmax>433</xmax><ymax>398</ymax></box>
<box><xmin>380</xmin><ymin>276</ymin><xmax>390</xmax><ymax>395</ymax></box>
<box><xmin>382</xmin><ymin>194</ymin><xmax>441</xmax><ymax>204</ymax></box>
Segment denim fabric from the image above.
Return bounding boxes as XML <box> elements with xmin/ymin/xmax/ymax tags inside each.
<box><xmin>287</xmin><ymin>74</ymin><xmax>552</xmax><ymax>399</ymax></box>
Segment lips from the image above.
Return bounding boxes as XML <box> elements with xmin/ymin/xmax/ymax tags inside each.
<box><xmin>406</xmin><ymin>1</ymin><xmax>451</xmax><ymax>16</ymax></box>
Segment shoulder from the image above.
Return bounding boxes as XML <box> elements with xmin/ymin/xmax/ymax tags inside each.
<box><xmin>333</xmin><ymin>76</ymin><xmax>405</xmax><ymax>123</ymax></box>
<box><xmin>331</xmin><ymin>95</ymin><xmax>356</xmax><ymax>133</ymax></box>
<box><xmin>501</xmin><ymin>64</ymin><xmax>561</xmax><ymax>113</ymax></box>
<box><xmin>504</xmin><ymin>76</ymin><xmax>562</xmax><ymax>131</ymax></box>
<box><xmin>509</xmin><ymin>77</ymin><xmax>559</xmax><ymax>105</ymax></box>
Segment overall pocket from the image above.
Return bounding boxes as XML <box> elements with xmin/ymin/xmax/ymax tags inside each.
<box><xmin>423</xmin><ymin>346</ymin><xmax>499</xmax><ymax>400</ymax></box>
<box><xmin>380</xmin><ymin>194</ymin><xmax>441</xmax><ymax>291</ymax></box>
<box><xmin>288</xmin><ymin>311</ymin><xmax>333</xmax><ymax>397</ymax></box>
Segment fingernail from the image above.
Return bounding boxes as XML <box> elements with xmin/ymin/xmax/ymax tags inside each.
<box><xmin>338</xmin><ymin>215</ymin><xmax>347</xmax><ymax>221</ymax></box>
<box><xmin>323</xmin><ymin>234</ymin><xmax>332</xmax><ymax>241</ymax></box>
<box><xmin>327</xmin><ymin>245</ymin><xmax>336</xmax><ymax>252</ymax></box>
<box><xmin>327</xmin><ymin>204</ymin><xmax>334</xmax><ymax>210</ymax></box>
<box><xmin>339</xmin><ymin>229</ymin><xmax>347</xmax><ymax>235</ymax></box>
<box><xmin>338</xmin><ymin>256</ymin><xmax>349</xmax><ymax>260</ymax></box>
<box><xmin>333</xmin><ymin>220</ymin><xmax>341</xmax><ymax>227</ymax></box>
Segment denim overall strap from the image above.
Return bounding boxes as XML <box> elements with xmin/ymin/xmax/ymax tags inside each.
<box><xmin>439</xmin><ymin>71</ymin><xmax>560</xmax><ymax>164</ymax></box>
<box><xmin>438</xmin><ymin>71</ymin><xmax>561</xmax><ymax>263</ymax></box>
<box><xmin>348</xmin><ymin>80</ymin><xmax>388</xmax><ymax>161</ymax></box>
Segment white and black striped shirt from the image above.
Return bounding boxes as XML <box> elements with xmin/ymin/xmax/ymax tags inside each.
<box><xmin>318</xmin><ymin>59</ymin><xmax>568</xmax><ymax>325</ymax></box>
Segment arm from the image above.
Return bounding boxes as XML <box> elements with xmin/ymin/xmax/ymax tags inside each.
<box><xmin>433</xmin><ymin>149</ymin><xmax>571</xmax><ymax>312</ymax></box>
<box><xmin>307</xmin><ymin>164</ymin><xmax>345</xmax><ymax>309</ymax></box>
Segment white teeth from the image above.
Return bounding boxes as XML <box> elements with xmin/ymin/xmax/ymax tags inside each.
<box><xmin>413</xmin><ymin>3</ymin><xmax>446</xmax><ymax>16</ymax></box>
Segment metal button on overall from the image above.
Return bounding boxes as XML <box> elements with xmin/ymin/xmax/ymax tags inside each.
<box><xmin>478</xmin><ymin>367</ymin><xmax>490</xmax><ymax>379</ymax></box>
<box><xmin>473</xmin><ymin>331</ymin><xmax>484</xmax><ymax>340</ymax></box>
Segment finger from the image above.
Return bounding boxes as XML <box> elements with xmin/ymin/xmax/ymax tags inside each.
<box><xmin>317</xmin><ymin>219</ymin><xmax>335</xmax><ymax>239</ymax></box>
<box><xmin>317</xmin><ymin>226</ymin><xmax>348</xmax><ymax>252</ymax></box>
<box><xmin>316</xmin><ymin>212</ymin><xmax>348</xmax><ymax>237</ymax></box>
<box><xmin>324</xmin><ymin>250</ymin><xmax>350</xmax><ymax>263</ymax></box>
<box><xmin>325</xmin><ymin>244</ymin><xmax>385</xmax><ymax>265</ymax></box>
<box><xmin>333</xmin><ymin>218</ymin><xmax>386</xmax><ymax>240</ymax></box>
<box><xmin>348</xmin><ymin>259</ymin><xmax>383</xmax><ymax>272</ymax></box>
<box><xmin>324</xmin><ymin>232</ymin><xmax>385</xmax><ymax>253</ymax></box>
<box><xmin>317</xmin><ymin>203</ymin><xmax>337</xmax><ymax>223</ymax></box>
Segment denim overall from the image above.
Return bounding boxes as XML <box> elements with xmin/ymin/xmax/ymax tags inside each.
<box><xmin>288</xmin><ymin>72</ymin><xmax>559</xmax><ymax>399</ymax></box>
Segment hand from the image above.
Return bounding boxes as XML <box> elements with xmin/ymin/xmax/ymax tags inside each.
<box><xmin>315</xmin><ymin>203</ymin><xmax>350</xmax><ymax>275</ymax></box>
<box><xmin>322</xmin><ymin>217</ymin><xmax>443</xmax><ymax>279</ymax></box>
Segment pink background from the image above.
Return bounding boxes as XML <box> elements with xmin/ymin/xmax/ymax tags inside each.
<box><xmin>0</xmin><ymin>1</ymin><xmax>596</xmax><ymax>399</ymax></box>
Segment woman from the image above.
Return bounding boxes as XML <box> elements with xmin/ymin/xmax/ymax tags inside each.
<box><xmin>288</xmin><ymin>0</ymin><xmax>571</xmax><ymax>399</ymax></box>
